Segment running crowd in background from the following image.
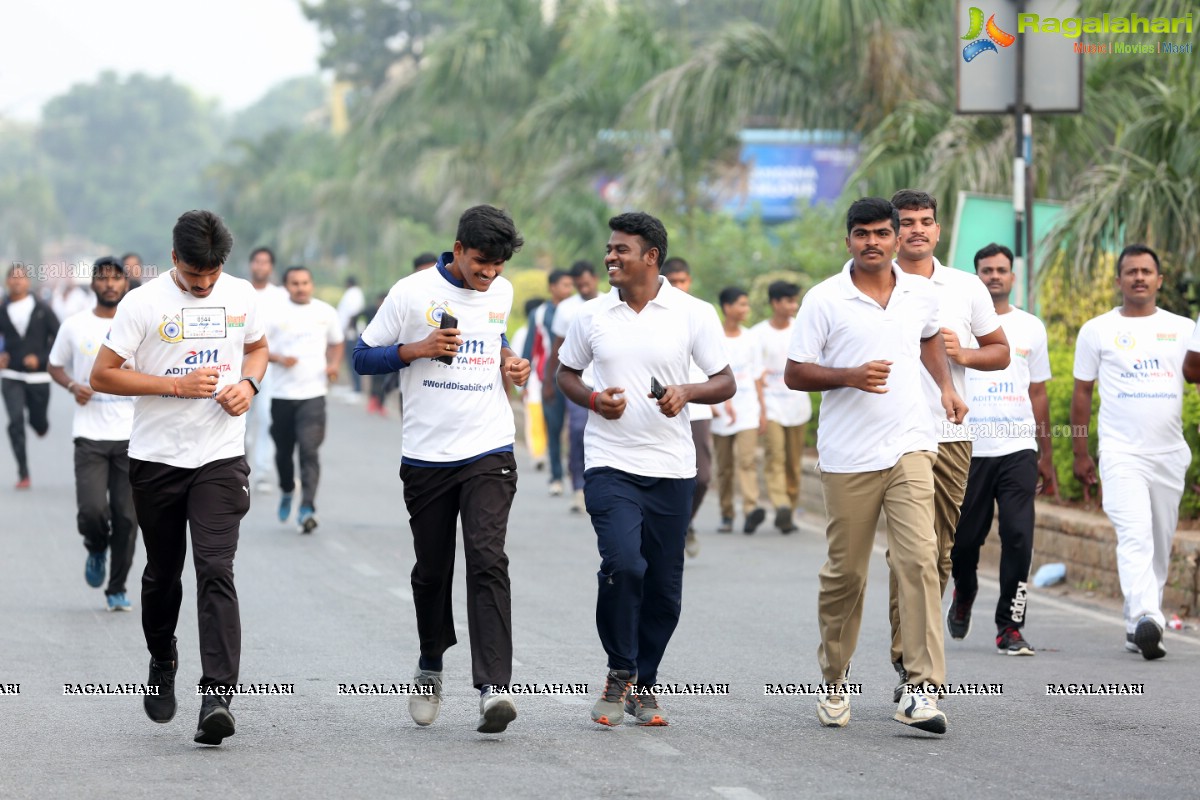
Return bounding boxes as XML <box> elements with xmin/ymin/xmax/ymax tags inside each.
<box><xmin>2</xmin><ymin>191</ymin><xmax>1196</xmax><ymax>745</ymax></box>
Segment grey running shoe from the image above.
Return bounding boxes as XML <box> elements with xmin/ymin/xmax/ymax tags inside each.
<box><xmin>591</xmin><ymin>669</ymin><xmax>635</xmax><ymax>727</ymax></box>
<box><xmin>477</xmin><ymin>688</ymin><xmax>517</xmax><ymax>733</ymax></box>
<box><xmin>624</xmin><ymin>687</ymin><xmax>668</xmax><ymax>726</ymax></box>
<box><xmin>409</xmin><ymin>668</ymin><xmax>443</xmax><ymax>726</ymax></box>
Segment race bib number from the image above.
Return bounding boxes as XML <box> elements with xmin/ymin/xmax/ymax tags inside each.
<box><xmin>182</xmin><ymin>307</ymin><xmax>227</xmax><ymax>339</ymax></box>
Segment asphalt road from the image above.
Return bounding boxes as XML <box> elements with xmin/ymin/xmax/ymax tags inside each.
<box><xmin>1</xmin><ymin>390</ymin><xmax>1197</xmax><ymax>799</ymax></box>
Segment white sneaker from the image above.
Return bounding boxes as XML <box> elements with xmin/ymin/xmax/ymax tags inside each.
<box><xmin>816</xmin><ymin>666</ymin><xmax>851</xmax><ymax>727</ymax></box>
<box><xmin>570</xmin><ymin>489</ymin><xmax>586</xmax><ymax>514</ymax></box>
<box><xmin>549</xmin><ymin>480</ymin><xmax>564</xmax><ymax>497</ymax></box>
<box><xmin>894</xmin><ymin>687</ymin><xmax>947</xmax><ymax>734</ymax></box>
<box><xmin>477</xmin><ymin>687</ymin><xmax>517</xmax><ymax>733</ymax></box>
<box><xmin>408</xmin><ymin>669</ymin><xmax>443</xmax><ymax>726</ymax></box>
<box><xmin>684</xmin><ymin>528</ymin><xmax>700</xmax><ymax>558</ymax></box>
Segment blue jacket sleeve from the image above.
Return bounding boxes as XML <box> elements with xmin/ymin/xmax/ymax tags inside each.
<box><xmin>353</xmin><ymin>336</ymin><xmax>409</xmax><ymax>375</ymax></box>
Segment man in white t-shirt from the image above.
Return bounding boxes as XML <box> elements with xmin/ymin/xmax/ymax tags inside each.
<box><xmin>354</xmin><ymin>205</ymin><xmax>531</xmax><ymax>735</ymax></box>
<box><xmin>1073</xmin><ymin>244</ymin><xmax>1194</xmax><ymax>661</ymax></box>
<box><xmin>786</xmin><ymin>197</ymin><xmax>966</xmax><ymax>734</ymax></box>
<box><xmin>245</xmin><ymin>246</ymin><xmax>287</xmax><ymax>493</ymax></box>
<box><xmin>753</xmin><ymin>280</ymin><xmax>813</xmax><ymax>534</ymax></box>
<box><xmin>662</xmin><ymin>257</ymin><xmax>713</xmax><ymax>559</ymax></box>
<box><xmin>712</xmin><ymin>286</ymin><xmax>767</xmax><ymax>534</ymax></box>
<box><xmin>91</xmin><ymin>210</ymin><xmax>268</xmax><ymax>746</ymax></box>
<box><xmin>950</xmin><ymin>244</ymin><xmax>1057</xmax><ymax>656</ymax></box>
<box><xmin>47</xmin><ymin>256</ymin><xmax>138</xmax><ymax>612</ymax></box>
<box><xmin>266</xmin><ymin>266</ymin><xmax>343</xmax><ymax>534</ymax></box>
<box><xmin>886</xmin><ymin>190</ymin><xmax>1009</xmax><ymax>699</ymax></box>
<box><xmin>559</xmin><ymin>211</ymin><xmax>734</xmax><ymax>728</ymax></box>
<box><xmin>336</xmin><ymin>276</ymin><xmax>366</xmax><ymax>393</ymax></box>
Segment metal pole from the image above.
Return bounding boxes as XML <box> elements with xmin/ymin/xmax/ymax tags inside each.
<box><xmin>1012</xmin><ymin>0</ymin><xmax>1027</xmax><ymax>309</ymax></box>
<box><xmin>1024</xmin><ymin>113</ymin><xmax>1035</xmax><ymax>311</ymax></box>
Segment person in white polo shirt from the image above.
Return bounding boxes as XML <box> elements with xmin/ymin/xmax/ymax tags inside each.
<box><xmin>1074</xmin><ymin>244</ymin><xmax>1194</xmax><ymax>660</ymax></box>
<box><xmin>753</xmin><ymin>280</ymin><xmax>812</xmax><ymax>534</ymax></box>
<box><xmin>91</xmin><ymin>210</ymin><xmax>267</xmax><ymax>746</ymax></box>
<box><xmin>558</xmin><ymin>211</ymin><xmax>733</xmax><ymax>728</ymax></box>
<box><xmin>950</xmin><ymin>244</ymin><xmax>1057</xmax><ymax>656</ymax></box>
<box><xmin>786</xmin><ymin>197</ymin><xmax>966</xmax><ymax>734</ymax></box>
<box><xmin>47</xmin><ymin>256</ymin><xmax>138</xmax><ymax>611</ymax></box>
<box><xmin>353</xmin><ymin>205</ymin><xmax>531</xmax><ymax>734</ymax></box>
<box><xmin>266</xmin><ymin>266</ymin><xmax>343</xmax><ymax>534</ymax></box>
<box><xmin>886</xmin><ymin>189</ymin><xmax>1009</xmax><ymax>700</ymax></box>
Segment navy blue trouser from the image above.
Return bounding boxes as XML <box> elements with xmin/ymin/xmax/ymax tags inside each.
<box><xmin>585</xmin><ymin>467</ymin><xmax>695</xmax><ymax>687</ymax></box>
<box><xmin>543</xmin><ymin>390</ymin><xmax>566</xmax><ymax>483</ymax></box>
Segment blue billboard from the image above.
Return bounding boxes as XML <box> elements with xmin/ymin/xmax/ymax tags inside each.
<box><xmin>721</xmin><ymin>130</ymin><xmax>859</xmax><ymax>222</ymax></box>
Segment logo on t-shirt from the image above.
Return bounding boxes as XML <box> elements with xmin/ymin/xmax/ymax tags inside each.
<box><xmin>1157</xmin><ymin>332</ymin><xmax>1178</xmax><ymax>342</ymax></box>
<box><xmin>1014</xmin><ymin>347</ymin><xmax>1030</xmax><ymax>359</ymax></box>
<box><xmin>226</xmin><ymin>313</ymin><xmax>246</xmax><ymax>328</ymax></box>
<box><xmin>425</xmin><ymin>301</ymin><xmax>455</xmax><ymax>328</ymax></box>
<box><xmin>488</xmin><ymin>311</ymin><xmax>506</xmax><ymax>325</ymax></box>
<box><xmin>1114</xmin><ymin>332</ymin><xmax>1136</xmax><ymax>350</ymax></box>
<box><xmin>159</xmin><ymin>314</ymin><xmax>184</xmax><ymax>343</ymax></box>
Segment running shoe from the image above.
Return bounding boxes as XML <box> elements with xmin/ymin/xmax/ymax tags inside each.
<box><xmin>278</xmin><ymin>492</ymin><xmax>293</xmax><ymax>522</ymax></box>
<box><xmin>1124</xmin><ymin>633</ymin><xmax>1141</xmax><ymax>654</ymax></box>
<box><xmin>947</xmin><ymin>589</ymin><xmax>975</xmax><ymax>641</ymax></box>
<box><xmin>996</xmin><ymin>627</ymin><xmax>1035</xmax><ymax>656</ymax></box>
<box><xmin>684</xmin><ymin>527</ymin><xmax>700</xmax><ymax>558</ymax></box>
<box><xmin>14</xmin><ymin>477</ymin><xmax>30</xmax><ymax>490</ymax></box>
<box><xmin>892</xmin><ymin>660</ymin><xmax>909</xmax><ymax>703</ymax></box>
<box><xmin>774</xmin><ymin>506</ymin><xmax>797</xmax><ymax>534</ymax></box>
<box><xmin>625</xmin><ymin>687</ymin><xmax>668</xmax><ymax>726</ymax></box>
<box><xmin>1133</xmin><ymin>616</ymin><xmax>1166</xmax><ymax>660</ymax></box>
<box><xmin>477</xmin><ymin>687</ymin><xmax>517</xmax><ymax>733</ymax></box>
<box><xmin>106</xmin><ymin>592</ymin><xmax>132</xmax><ymax>612</ymax></box>
<box><xmin>85</xmin><ymin>551</ymin><xmax>106</xmax><ymax>588</ymax></box>
<box><xmin>194</xmin><ymin>692</ymin><xmax>235</xmax><ymax>745</ymax></box>
<box><xmin>144</xmin><ymin>657</ymin><xmax>177</xmax><ymax>723</ymax></box>
<box><xmin>409</xmin><ymin>668</ymin><xmax>443</xmax><ymax>726</ymax></box>
<box><xmin>817</xmin><ymin>665</ymin><xmax>851</xmax><ymax>728</ymax></box>
<box><xmin>298</xmin><ymin>506</ymin><xmax>318</xmax><ymax>534</ymax></box>
<box><xmin>895</xmin><ymin>687</ymin><xmax>947</xmax><ymax>734</ymax></box>
<box><xmin>570</xmin><ymin>489</ymin><xmax>585</xmax><ymax>514</ymax></box>
<box><xmin>743</xmin><ymin>507</ymin><xmax>766</xmax><ymax>534</ymax></box>
<box><xmin>549</xmin><ymin>480</ymin><xmax>564</xmax><ymax>497</ymax></box>
<box><xmin>591</xmin><ymin>669</ymin><xmax>635</xmax><ymax>727</ymax></box>
<box><xmin>717</xmin><ymin>518</ymin><xmax>734</xmax><ymax>533</ymax></box>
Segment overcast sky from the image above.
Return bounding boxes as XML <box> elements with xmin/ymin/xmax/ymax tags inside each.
<box><xmin>1</xmin><ymin>0</ymin><xmax>324</xmax><ymax>121</ymax></box>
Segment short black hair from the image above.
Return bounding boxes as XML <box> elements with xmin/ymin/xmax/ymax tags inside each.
<box><xmin>345</xmin><ymin>275</ymin><xmax>359</xmax><ymax>287</ymax></box>
<box><xmin>767</xmin><ymin>280</ymin><xmax>799</xmax><ymax>302</ymax></box>
<box><xmin>174</xmin><ymin>210</ymin><xmax>233</xmax><ymax>270</ymax></box>
<box><xmin>718</xmin><ymin>286</ymin><xmax>747</xmax><ymax>307</ymax></box>
<box><xmin>548</xmin><ymin>269</ymin><xmax>571</xmax><ymax>286</ymax></box>
<box><xmin>455</xmin><ymin>206</ymin><xmax>524</xmax><ymax>262</ymax></box>
<box><xmin>413</xmin><ymin>252</ymin><xmax>438</xmax><ymax>270</ymax></box>
<box><xmin>1116</xmin><ymin>243</ymin><xmax>1161</xmax><ymax>275</ymax></box>
<box><xmin>973</xmin><ymin>243</ymin><xmax>1014</xmax><ymax>271</ymax></box>
<box><xmin>92</xmin><ymin>255</ymin><xmax>125</xmax><ymax>277</ymax></box>
<box><xmin>845</xmin><ymin>197</ymin><xmax>899</xmax><ymax>235</ymax></box>
<box><xmin>608</xmin><ymin>212</ymin><xmax>668</xmax><ymax>268</ymax></box>
<box><xmin>249</xmin><ymin>246</ymin><xmax>275</xmax><ymax>264</ymax></box>
<box><xmin>282</xmin><ymin>265</ymin><xmax>310</xmax><ymax>284</ymax></box>
<box><xmin>890</xmin><ymin>189</ymin><xmax>938</xmax><ymax>221</ymax></box>
<box><xmin>120</xmin><ymin>252</ymin><xmax>141</xmax><ymax>264</ymax></box>
<box><xmin>661</xmin><ymin>257</ymin><xmax>690</xmax><ymax>276</ymax></box>
<box><xmin>569</xmin><ymin>260</ymin><xmax>596</xmax><ymax>278</ymax></box>
<box><xmin>524</xmin><ymin>297</ymin><xmax>544</xmax><ymax>317</ymax></box>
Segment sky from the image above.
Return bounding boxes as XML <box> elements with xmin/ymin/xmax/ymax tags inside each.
<box><xmin>0</xmin><ymin>0</ymin><xmax>324</xmax><ymax>121</ymax></box>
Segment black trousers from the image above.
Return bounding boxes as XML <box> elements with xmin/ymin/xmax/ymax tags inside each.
<box><xmin>2</xmin><ymin>378</ymin><xmax>50</xmax><ymax>479</ymax></box>
<box><xmin>75</xmin><ymin>438</ymin><xmax>138</xmax><ymax>595</ymax></box>
<box><xmin>400</xmin><ymin>451</ymin><xmax>517</xmax><ymax>688</ymax></box>
<box><xmin>951</xmin><ymin>449</ymin><xmax>1038</xmax><ymax>631</ymax></box>
<box><xmin>129</xmin><ymin>455</ymin><xmax>249</xmax><ymax>688</ymax></box>
<box><xmin>270</xmin><ymin>396</ymin><xmax>327</xmax><ymax>508</ymax></box>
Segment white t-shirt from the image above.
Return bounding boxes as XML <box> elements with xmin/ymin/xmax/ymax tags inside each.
<box><xmin>336</xmin><ymin>285</ymin><xmax>365</xmax><ymax>338</ymax></box>
<box><xmin>6</xmin><ymin>295</ymin><xmax>35</xmax><ymax>336</ymax></box>
<box><xmin>964</xmin><ymin>307</ymin><xmax>1051</xmax><ymax>458</ymax></box>
<box><xmin>255</xmin><ymin>283</ymin><xmax>289</xmax><ymax>396</ymax></box>
<box><xmin>360</xmin><ymin>265</ymin><xmax>516</xmax><ymax>463</ymax></box>
<box><xmin>551</xmin><ymin>294</ymin><xmax>584</xmax><ymax>339</ymax></box>
<box><xmin>1074</xmin><ymin>307</ymin><xmax>1194</xmax><ymax>455</ymax></box>
<box><xmin>710</xmin><ymin>326</ymin><xmax>762</xmax><ymax>436</ymax></box>
<box><xmin>48</xmin><ymin>310</ymin><xmax>135</xmax><ymax>441</ymax></box>
<box><xmin>789</xmin><ymin>260</ymin><xmax>940</xmax><ymax>473</ymax></box>
<box><xmin>558</xmin><ymin>276</ymin><xmax>729</xmax><ymax>479</ymax></box>
<box><xmin>753</xmin><ymin>318</ymin><xmax>813</xmax><ymax>427</ymax></box>
<box><xmin>266</xmin><ymin>298</ymin><xmax>342</xmax><ymax>400</ymax></box>
<box><xmin>686</xmin><ymin>360</ymin><xmax>713</xmax><ymax>422</ymax></box>
<box><xmin>908</xmin><ymin>260</ymin><xmax>1001</xmax><ymax>442</ymax></box>
<box><xmin>102</xmin><ymin>271</ymin><xmax>265</xmax><ymax>469</ymax></box>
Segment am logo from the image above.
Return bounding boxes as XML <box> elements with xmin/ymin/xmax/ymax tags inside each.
<box><xmin>184</xmin><ymin>349</ymin><xmax>220</xmax><ymax>365</ymax></box>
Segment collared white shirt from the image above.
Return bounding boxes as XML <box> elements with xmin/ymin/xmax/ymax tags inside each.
<box><xmin>789</xmin><ymin>260</ymin><xmax>939</xmax><ymax>473</ymax></box>
<box><xmin>558</xmin><ymin>276</ymin><xmax>729</xmax><ymax>479</ymax></box>
<box><xmin>905</xmin><ymin>258</ymin><xmax>1001</xmax><ymax>442</ymax></box>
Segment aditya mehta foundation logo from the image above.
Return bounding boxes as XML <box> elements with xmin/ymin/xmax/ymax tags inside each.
<box><xmin>961</xmin><ymin>7</ymin><xmax>1016</xmax><ymax>62</ymax></box>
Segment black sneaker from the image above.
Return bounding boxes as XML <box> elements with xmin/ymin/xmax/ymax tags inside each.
<box><xmin>194</xmin><ymin>692</ymin><xmax>236</xmax><ymax>745</ymax></box>
<box><xmin>774</xmin><ymin>506</ymin><xmax>798</xmax><ymax>534</ymax></box>
<box><xmin>891</xmin><ymin>660</ymin><xmax>908</xmax><ymax>703</ymax></box>
<box><xmin>996</xmin><ymin>627</ymin><xmax>1035</xmax><ymax>656</ymax></box>
<box><xmin>743</xmin><ymin>508</ymin><xmax>766</xmax><ymax>534</ymax></box>
<box><xmin>144</xmin><ymin>658</ymin><xmax>178</xmax><ymax>723</ymax></box>
<box><xmin>1133</xmin><ymin>616</ymin><xmax>1166</xmax><ymax>660</ymax></box>
<box><xmin>946</xmin><ymin>590</ymin><xmax>975</xmax><ymax>641</ymax></box>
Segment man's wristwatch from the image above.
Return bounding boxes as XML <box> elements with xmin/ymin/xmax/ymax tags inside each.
<box><xmin>239</xmin><ymin>376</ymin><xmax>261</xmax><ymax>395</ymax></box>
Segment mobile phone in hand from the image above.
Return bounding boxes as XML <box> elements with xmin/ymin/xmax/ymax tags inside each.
<box><xmin>650</xmin><ymin>376</ymin><xmax>666</xmax><ymax>400</ymax></box>
<box><xmin>436</xmin><ymin>313</ymin><xmax>458</xmax><ymax>365</ymax></box>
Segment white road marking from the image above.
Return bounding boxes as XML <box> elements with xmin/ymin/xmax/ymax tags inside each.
<box><xmin>713</xmin><ymin>789</ymin><xmax>766</xmax><ymax>800</ymax></box>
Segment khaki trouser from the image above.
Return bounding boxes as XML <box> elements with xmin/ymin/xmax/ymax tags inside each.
<box><xmin>764</xmin><ymin>421</ymin><xmax>805</xmax><ymax>510</ymax></box>
<box><xmin>818</xmin><ymin>451</ymin><xmax>944</xmax><ymax>688</ymax></box>
<box><xmin>714</xmin><ymin>429</ymin><xmax>760</xmax><ymax>519</ymax></box>
<box><xmin>888</xmin><ymin>439</ymin><xmax>972</xmax><ymax>664</ymax></box>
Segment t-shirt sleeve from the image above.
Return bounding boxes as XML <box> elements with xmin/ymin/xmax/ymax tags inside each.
<box><xmin>48</xmin><ymin>317</ymin><xmax>73</xmax><ymax>368</ymax></box>
<box><xmin>324</xmin><ymin>303</ymin><xmax>342</xmax><ymax>345</ymax></box>
<box><xmin>102</xmin><ymin>294</ymin><xmax>146</xmax><ymax>362</ymax></box>
<box><xmin>557</xmin><ymin>309</ymin><xmax>592</xmax><ymax>372</ymax></box>
<box><xmin>788</xmin><ymin>292</ymin><xmax>827</xmax><ymax>364</ymax></box>
<box><xmin>244</xmin><ymin>288</ymin><xmax>265</xmax><ymax>345</ymax></box>
<box><xmin>968</xmin><ymin>277</ymin><xmax>1001</xmax><ymax>337</ymax></box>
<box><xmin>1072</xmin><ymin>319</ymin><xmax>1100</xmax><ymax>381</ymax></box>
<box><xmin>689</xmin><ymin>302</ymin><xmax>729</xmax><ymax>377</ymax></box>
<box><xmin>360</xmin><ymin>283</ymin><xmax>406</xmax><ymax>347</ymax></box>
<box><xmin>1028</xmin><ymin>318</ymin><xmax>1052</xmax><ymax>383</ymax></box>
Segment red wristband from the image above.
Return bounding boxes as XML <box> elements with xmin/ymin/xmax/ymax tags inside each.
<box><xmin>589</xmin><ymin>391</ymin><xmax>599</xmax><ymax>412</ymax></box>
